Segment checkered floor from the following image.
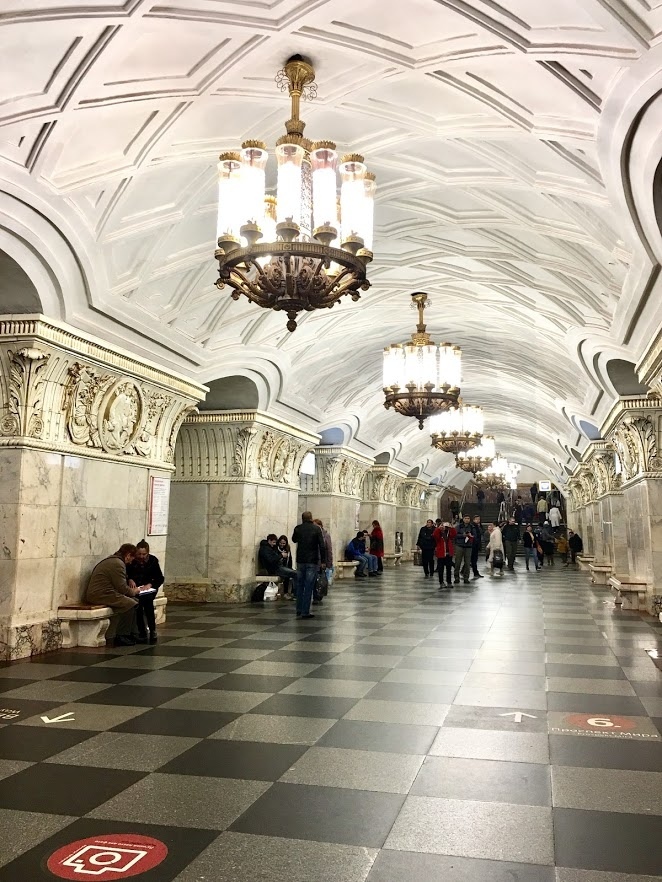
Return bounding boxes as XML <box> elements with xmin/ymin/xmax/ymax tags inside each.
<box><xmin>1</xmin><ymin>565</ymin><xmax>662</xmax><ymax>881</ymax></box>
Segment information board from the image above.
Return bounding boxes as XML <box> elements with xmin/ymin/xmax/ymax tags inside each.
<box><xmin>148</xmin><ymin>476</ymin><xmax>171</xmax><ymax>536</ymax></box>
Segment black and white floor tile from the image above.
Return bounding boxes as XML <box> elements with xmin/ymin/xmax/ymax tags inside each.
<box><xmin>0</xmin><ymin>564</ymin><xmax>661</xmax><ymax>880</ymax></box>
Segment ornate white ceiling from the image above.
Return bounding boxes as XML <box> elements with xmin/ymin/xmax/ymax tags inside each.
<box><xmin>2</xmin><ymin>0</ymin><xmax>662</xmax><ymax>484</ymax></box>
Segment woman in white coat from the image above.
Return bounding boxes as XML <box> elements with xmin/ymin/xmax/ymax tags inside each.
<box><xmin>549</xmin><ymin>505</ymin><xmax>562</xmax><ymax>528</ymax></box>
<box><xmin>486</xmin><ymin>523</ymin><xmax>504</xmax><ymax>577</ymax></box>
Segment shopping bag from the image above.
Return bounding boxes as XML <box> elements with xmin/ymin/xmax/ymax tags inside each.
<box><xmin>413</xmin><ymin>550</ymin><xmax>422</xmax><ymax>567</ymax></box>
<box><xmin>264</xmin><ymin>581</ymin><xmax>279</xmax><ymax>601</ymax></box>
<box><xmin>316</xmin><ymin>570</ymin><xmax>329</xmax><ymax>597</ymax></box>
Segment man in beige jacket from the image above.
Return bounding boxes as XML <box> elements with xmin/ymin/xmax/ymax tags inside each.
<box><xmin>84</xmin><ymin>544</ymin><xmax>140</xmax><ymax>646</ymax></box>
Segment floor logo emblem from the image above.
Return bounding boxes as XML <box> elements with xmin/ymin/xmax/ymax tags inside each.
<box><xmin>47</xmin><ymin>834</ymin><xmax>168</xmax><ymax>878</ymax></box>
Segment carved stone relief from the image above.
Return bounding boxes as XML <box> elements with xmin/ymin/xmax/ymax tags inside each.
<box><xmin>0</xmin><ymin>347</ymin><xmax>50</xmax><ymax>439</ymax></box>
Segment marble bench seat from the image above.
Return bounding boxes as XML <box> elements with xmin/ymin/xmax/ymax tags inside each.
<box><xmin>58</xmin><ymin>596</ymin><xmax>168</xmax><ymax>647</ymax></box>
<box><xmin>336</xmin><ymin>561</ymin><xmax>359</xmax><ymax>579</ymax></box>
<box><xmin>383</xmin><ymin>553</ymin><xmax>403</xmax><ymax>567</ymax></box>
<box><xmin>589</xmin><ymin>563</ymin><xmax>612</xmax><ymax>585</ymax></box>
<box><xmin>608</xmin><ymin>576</ymin><xmax>648</xmax><ymax>611</ymax></box>
<box><xmin>576</xmin><ymin>554</ymin><xmax>595</xmax><ymax>572</ymax></box>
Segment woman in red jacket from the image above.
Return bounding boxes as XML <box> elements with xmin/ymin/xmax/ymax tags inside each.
<box><xmin>433</xmin><ymin>520</ymin><xmax>457</xmax><ymax>589</ymax></box>
<box><xmin>370</xmin><ymin>520</ymin><xmax>385</xmax><ymax>573</ymax></box>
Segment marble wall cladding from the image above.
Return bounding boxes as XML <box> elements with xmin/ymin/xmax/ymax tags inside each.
<box><xmin>298</xmin><ymin>494</ymin><xmax>360</xmax><ymax>563</ymax></box>
<box><xmin>167</xmin><ymin>479</ymin><xmax>301</xmax><ymax>601</ymax></box>
<box><xmin>624</xmin><ymin>482</ymin><xmax>652</xmax><ymax>583</ymax></box>
<box><xmin>0</xmin><ymin>618</ymin><xmax>63</xmax><ymax>661</ymax></box>
<box><xmin>608</xmin><ymin>494</ymin><xmax>630</xmax><ymax>575</ymax></box>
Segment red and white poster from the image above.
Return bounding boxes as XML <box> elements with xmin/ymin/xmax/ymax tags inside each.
<box><xmin>47</xmin><ymin>834</ymin><xmax>168</xmax><ymax>879</ymax></box>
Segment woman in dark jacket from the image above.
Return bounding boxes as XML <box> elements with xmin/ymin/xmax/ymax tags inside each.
<box><xmin>370</xmin><ymin>520</ymin><xmax>385</xmax><ymax>572</ymax></box>
<box><xmin>126</xmin><ymin>539</ymin><xmax>164</xmax><ymax>643</ymax></box>
<box><xmin>433</xmin><ymin>522</ymin><xmax>457</xmax><ymax>588</ymax></box>
<box><xmin>277</xmin><ymin>535</ymin><xmax>294</xmax><ymax>599</ymax></box>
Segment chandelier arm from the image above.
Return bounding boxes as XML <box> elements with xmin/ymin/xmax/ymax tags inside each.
<box><xmin>227</xmin><ymin>261</ymin><xmax>281</xmax><ymax>307</ymax></box>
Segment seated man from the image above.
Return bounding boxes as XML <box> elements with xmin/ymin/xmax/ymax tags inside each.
<box><xmin>84</xmin><ymin>544</ymin><xmax>140</xmax><ymax>646</ymax></box>
<box><xmin>361</xmin><ymin>530</ymin><xmax>381</xmax><ymax>576</ymax></box>
<box><xmin>258</xmin><ymin>534</ymin><xmax>298</xmax><ymax>593</ymax></box>
<box><xmin>345</xmin><ymin>533</ymin><xmax>369</xmax><ymax>578</ymax></box>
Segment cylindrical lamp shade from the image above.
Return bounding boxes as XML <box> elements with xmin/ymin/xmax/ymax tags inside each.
<box><xmin>383</xmin><ymin>345</ymin><xmax>405</xmax><ymax>389</ymax></box>
<box><xmin>217</xmin><ymin>153</ymin><xmax>243</xmax><ymax>240</ymax></box>
<box><xmin>340</xmin><ymin>156</ymin><xmax>366</xmax><ymax>243</ymax></box>
<box><xmin>311</xmin><ymin>144</ymin><xmax>338</xmax><ymax>232</ymax></box>
<box><xmin>276</xmin><ymin>142</ymin><xmax>305</xmax><ymax>225</ymax></box>
<box><xmin>262</xmin><ymin>196</ymin><xmax>277</xmax><ymax>243</ymax></box>
<box><xmin>438</xmin><ymin>344</ymin><xmax>461</xmax><ymax>389</ymax></box>
<box><xmin>362</xmin><ymin>173</ymin><xmax>376</xmax><ymax>251</ymax></box>
<box><xmin>240</xmin><ymin>144</ymin><xmax>268</xmax><ymax>228</ymax></box>
<box><xmin>403</xmin><ymin>343</ymin><xmax>438</xmax><ymax>389</ymax></box>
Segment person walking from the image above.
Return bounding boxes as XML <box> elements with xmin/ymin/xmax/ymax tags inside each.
<box><xmin>470</xmin><ymin>515</ymin><xmax>484</xmax><ymax>580</ymax></box>
<box><xmin>522</xmin><ymin>525</ymin><xmax>540</xmax><ymax>571</ymax></box>
<box><xmin>292</xmin><ymin>512</ymin><xmax>326</xmax><ymax>618</ymax></box>
<box><xmin>486</xmin><ymin>523</ymin><xmax>504</xmax><ymax>577</ymax></box>
<box><xmin>476</xmin><ymin>488</ymin><xmax>485</xmax><ymax>511</ymax></box>
<box><xmin>540</xmin><ymin>521</ymin><xmax>556</xmax><ymax>566</ymax></box>
<box><xmin>453</xmin><ymin>515</ymin><xmax>474</xmax><ymax>584</ymax></box>
<box><xmin>567</xmin><ymin>530</ymin><xmax>583</xmax><ymax>566</ymax></box>
<box><xmin>537</xmin><ymin>494</ymin><xmax>548</xmax><ymax>524</ymax></box>
<box><xmin>513</xmin><ymin>496</ymin><xmax>524</xmax><ymax>525</ymax></box>
<box><xmin>549</xmin><ymin>503</ymin><xmax>562</xmax><ymax>528</ymax></box>
<box><xmin>501</xmin><ymin>517</ymin><xmax>520</xmax><ymax>571</ymax></box>
<box><xmin>369</xmin><ymin>520</ymin><xmax>385</xmax><ymax>573</ymax></box>
<box><xmin>416</xmin><ymin>519</ymin><xmax>437</xmax><ymax>578</ymax></box>
<box><xmin>433</xmin><ymin>520</ymin><xmax>456</xmax><ymax>588</ymax></box>
<box><xmin>530</xmin><ymin>482</ymin><xmax>538</xmax><ymax>505</ymax></box>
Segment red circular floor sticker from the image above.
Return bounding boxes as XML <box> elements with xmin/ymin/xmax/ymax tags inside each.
<box><xmin>564</xmin><ymin>713</ymin><xmax>637</xmax><ymax>732</ymax></box>
<box><xmin>47</xmin><ymin>834</ymin><xmax>168</xmax><ymax>879</ymax></box>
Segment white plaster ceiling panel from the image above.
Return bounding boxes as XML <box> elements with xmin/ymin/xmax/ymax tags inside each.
<box><xmin>0</xmin><ymin>0</ymin><xmax>659</xmax><ymax>478</ymax></box>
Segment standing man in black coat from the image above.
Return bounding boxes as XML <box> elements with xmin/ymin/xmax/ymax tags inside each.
<box><xmin>501</xmin><ymin>518</ymin><xmax>520</xmax><ymax>571</ymax></box>
<box><xmin>416</xmin><ymin>519</ymin><xmax>437</xmax><ymax>578</ymax></box>
<box><xmin>292</xmin><ymin>512</ymin><xmax>326</xmax><ymax>619</ymax></box>
<box><xmin>454</xmin><ymin>515</ymin><xmax>474</xmax><ymax>584</ymax></box>
<box><xmin>470</xmin><ymin>515</ymin><xmax>484</xmax><ymax>580</ymax></box>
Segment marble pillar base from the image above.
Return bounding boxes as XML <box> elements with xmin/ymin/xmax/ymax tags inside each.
<box><xmin>165</xmin><ymin>581</ymin><xmax>253</xmax><ymax>604</ymax></box>
<box><xmin>0</xmin><ymin>617</ymin><xmax>63</xmax><ymax>661</ymax></box>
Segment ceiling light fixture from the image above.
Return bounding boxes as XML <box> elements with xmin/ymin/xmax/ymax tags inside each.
<box><xmin>430</xmin><ymin>402</ymin><xmax>483</xmax><ymax>454</ymax></box>
<box><xmin>214</xmin><ymin>55</ymin><xmax>373</xmax><ymax>332</ymax></box>
<box><xmin>383</xmin><ymin>292</ymin><xmax>461</xmax><ymax>429</ymax></box>
<box><xmin>456</xmin><ymin>436</ymin><xmax>496</xmax><ymax>475</ymax></box>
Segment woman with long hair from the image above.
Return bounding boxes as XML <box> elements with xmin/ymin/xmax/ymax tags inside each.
<box><xmin>277</xmin><ymin>535</ymin><xmax>294</xmax><ymax>599</ymax></box>
<box><xmin>370</xmin><ymin>520</ymin><xmax>385</xmax><ymax>573</ymax></box>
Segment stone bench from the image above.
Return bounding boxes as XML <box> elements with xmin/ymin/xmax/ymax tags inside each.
<box><xmin>383</xmin><ymin>553</ymin><xmax>403</xmax><ymax>567</ymax></box>
<box><xmin>589</xmin><ymin>563</ymin><xmax>612</xmax><ymax>586</ymax></box>
<box><xmin>59</xmin><ymin>596</ymin><xmax>168</xmax><ymax>647</ymax></box>
<box><xmin>576</xmin><ymin>555</ymin><xmax>595</xmax><ymax>572</ymax></box>
<box><xmin>608</xmin><ymin>576</ymin><xmax>648</xmax><ymax>611</ymax></box>
<box><xmin>336</xmin><ymin>561</ymin><xmax>359</xmax><ymax>579</ymax></box>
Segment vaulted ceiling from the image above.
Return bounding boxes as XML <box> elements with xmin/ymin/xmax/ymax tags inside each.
<box><xmin>2</xmin><ymin>0</ymin><xmax>661</xmax><ymax>484</ymax></box>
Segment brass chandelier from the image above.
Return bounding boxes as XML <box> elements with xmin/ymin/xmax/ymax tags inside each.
<box><xmin>430</xmin><ymin>402</ymin><xmax>483</xmax><ymax>454</ymax></box>
<box><xmin>214</xmin><ymin>55</ymin><xmax>373</xmax><ymax>332</ymax></box>
<box><xmin>383</xmin><ymin>292</ymin><xmax>461</xmax><ymax>429</ymax></box>
<box><xmin>475</xmin><ymin>456</ymin><xmax>520</xmax><ymax>490</ymax></box>
<box><xmin>456</xmin><ymin>436</ymin><xmax>496</xmax><ymax>475</ymax></box>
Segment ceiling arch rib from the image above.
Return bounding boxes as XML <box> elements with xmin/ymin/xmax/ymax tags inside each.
<box><xmin>0</xmin><ymin>0</ymin><xmax>657</xmax><ymax>477</ymax></box>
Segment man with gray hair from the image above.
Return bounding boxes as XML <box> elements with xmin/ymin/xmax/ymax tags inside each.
<box><xmin>292</xmin><ymin>512</ymin><xmax>326</xmax><ymax>618</ymax></box>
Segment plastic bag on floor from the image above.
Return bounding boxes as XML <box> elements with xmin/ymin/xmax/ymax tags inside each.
<box><xmin>264</xmin><ymin>581</ymin><xmax>279</xmax><ymax>601</ymax></box>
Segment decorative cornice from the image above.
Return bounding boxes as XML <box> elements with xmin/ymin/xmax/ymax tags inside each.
<box><xmin>174</xmin><ymin>412</ymin><xmax>317</xmax><ymax>488</ymax></box>
<box><xmin>362</xmin><ymin>464</ymin><xmax>408</xmax><ymax>505</ymax></box>
<box><xmin>0</xmin><ymin>314</ymin><xmax>206</xmax><ymax>401</ymax></box>
<box><xmin>300</xmin><ymin>445</ymin><xmax>372</xmax><ymax>498</ymax></box>
<box><xmin>637</xmin><ymin>325</ymin><xmax>662</xmax><ymax>398</ymax></box>
<box><xmin>0</xmin><ymin>326</ymin><xmax>202</xmax><ymax>469</ymax></box>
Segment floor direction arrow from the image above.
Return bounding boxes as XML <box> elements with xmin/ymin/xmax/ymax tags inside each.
<box><xmin>499</xmin><ymin>712</ymin><xmax>538</xmax><ymax>723</ymax></box>
<box><xmin>41</xmin><ymin>712</ymin><xmax>75</xmax><ymax>724</ymax></box>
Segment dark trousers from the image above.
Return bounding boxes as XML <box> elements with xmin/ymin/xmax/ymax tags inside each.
<box><xmin>296</xmin><ymin>563</ymin><xmax>318</xmax><ymax>616</ymax></box>
<box><xmin>421</xmin><ymin>548</ymin><xmax>435</xmax><ymax>576</ymax></box>
<box><xmin>136</xmin><ymin>594</ymin><xmax>156</xmax><ymax>637</ymax></box>
<box><xmin>454</xmin><ymin>547</ymin><xmax>472</xmax><ymax>582</ymax></box>
<box><xmin>471</xmin><ymin>544</ymin><xmax>481</xmax><ymax>576</ymax></box>
<box><xmin>108</xmin><ymin>605</ymin><xmax>137</xmax><ymax>640</ymax></box>
<box><xmin>437</xmin><ymin>555</ymin><xmax>453</xmax><ymax>584</ymax></box>
<box><xmin>504</xmin><ymin>540</ymin><xmax>517</xmax><ymax>569</ymax></box>
<box><xmin>376</xmin><ymin>557</ymin><xmax>384</xmax><ymax>572</ymax></box>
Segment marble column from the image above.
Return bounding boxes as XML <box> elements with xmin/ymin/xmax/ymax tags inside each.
<box><xmin>298</xmin><ymin>446</ymin><xmax>372</xmax><ymax>561</ymax></box>
<box><xmin>360</xmin><ymin>466</ymin><xmax>407</xmax><ymax>555</ymax></box>
<box><xmin>396</xmin><ymin>480</ymin><xmax>427</xmax><ymax>559</ymax></box>
<box><xmin>0</xmin><ymin>315</ymin><xmax>204</xmax><ymax>659</ymax></box>
<box><xmin>168</xmin><ymin>411</ymin><xmax>317</xmax><ymax>602</ymax></box>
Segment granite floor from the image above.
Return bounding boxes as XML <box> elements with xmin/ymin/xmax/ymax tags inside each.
<box><xmin>1</xmin><ymin>564</ymin><xmax>662</xmax><ymax>880</ymax></box>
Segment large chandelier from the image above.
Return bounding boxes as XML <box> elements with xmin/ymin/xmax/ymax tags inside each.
<box><xmin>430</xmin><ymin>403</ymin><xmax>483</xmax><ymax>454</ymax></box>
<box><xmin>475</xmin><ymin>456</ymin><xmax>520</xmax><ymax>490</ymax></box>
<box><xmin>214</xmin><ymin>55</ymin><xmax>373</xmax><ymax>332</ymax></box>
<box><xmin>456</xmin><ymin>436</ymin><xmax>496</xmax><ymax>474</ymax></box>
<box><xmin>383</xmin><ymin>292</ymin><xmax>461</xmax><ymax>429</ymax></box>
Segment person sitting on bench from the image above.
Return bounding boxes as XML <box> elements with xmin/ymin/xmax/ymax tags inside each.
<box><xmin>258</xmin><ymin>534</ymin><xmax>299</xmax><ymax>595</ymax></box>
<box><xmin>127</xmin><ymin>539</ymin><xmax>164</xmax><ymax>644</ymax></box>
<box><xmin>84</xmin><ymin>544</ymin><xmax>140</xmax><ymax>646</ymax></box>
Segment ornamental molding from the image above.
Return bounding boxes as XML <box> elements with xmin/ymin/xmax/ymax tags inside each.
<box><xmin>0</xmin><ymin>325</ymin><xmax>202</xmax><ymax>470</ymax></box>
<box><xmin>636</xmin><ymin>326</ymin><xmax>662</xmax><ymax>399</ymax></box>
<box><xmin>174</xmin><ymin>411</ymin><xmax>317</xmax><ymax>488</ymax></box>
<box><xmin>362</xmin><ymin>465</ymin><xmax>407</xmax><ymax>505</ymax></box>
<box><xmin>299</xmin><ymin>445</ymin><xmax>372</xmax><ymax>498</ymax></box>
<box><xmin>397</xmin><ymin>479</ymin><xmax>429</xmax><ymax>508</ymax></box>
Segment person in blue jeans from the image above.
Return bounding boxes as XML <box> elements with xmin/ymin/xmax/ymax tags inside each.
<box><xmin>292</xmin><ymin>512</ymin><xmax>327</xmax><ymax>618</ymax></box>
